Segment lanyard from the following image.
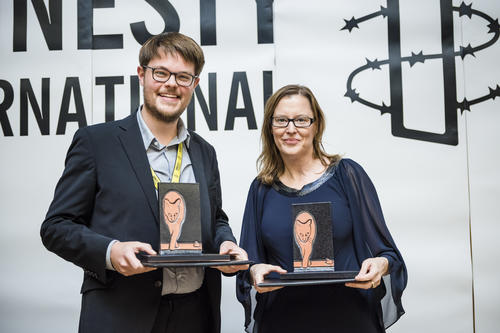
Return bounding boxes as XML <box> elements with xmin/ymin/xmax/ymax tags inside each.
<box><xmin>151</xmin><ymin>142</ymin><xmax>183</xmax><ymax>189</ymax></box>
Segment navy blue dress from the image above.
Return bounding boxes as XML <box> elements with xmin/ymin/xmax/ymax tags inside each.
<box><xmin>237</xmin><ymin>159</ymin><xmax>407</xmax><ymax>333</ymax></box>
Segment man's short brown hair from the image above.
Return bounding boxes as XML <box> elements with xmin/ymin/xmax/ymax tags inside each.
<box><xmin>139</xmin><ymin>32</ymin><xmax>205</xmax><ymax>76</ymax></box>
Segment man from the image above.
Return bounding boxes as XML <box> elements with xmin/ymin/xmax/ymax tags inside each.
<box><xmin>41</xmin><ymin>32</ymin><xmax>248</xmax><ymax>333</ymax></box>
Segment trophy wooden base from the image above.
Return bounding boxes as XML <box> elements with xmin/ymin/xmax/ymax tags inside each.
<box><xmin>137</xmin><ymin>252</ymin><xmax>253</xmax><ymax>267</ymax></box>
<box><xmin>257</xmin><ymin>271</ymin><xmax>358</xmax><ymax>287</ymax></box>
<box><xmin>280</xmin><ymin>270</ymin><xmax>358</xmax><ymax>280</ymax></box>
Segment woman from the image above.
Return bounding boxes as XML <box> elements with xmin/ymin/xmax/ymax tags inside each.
<box><xmin>236</xmin><ymin>85</ymin><xmax>407</xmax><ymax>333</ymax></box>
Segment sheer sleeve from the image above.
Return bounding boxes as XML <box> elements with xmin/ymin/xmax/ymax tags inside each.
<box><xmin>236</xmin><ymin>179</ymin><xmax>270</xmax><ymax>331</ymax></box>
<box><xmin>337</xmin><ymin>159</ymin><xmax>407</xmax><ymax>328</ymax></box>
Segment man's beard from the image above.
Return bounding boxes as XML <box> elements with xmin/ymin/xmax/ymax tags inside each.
<box><xmin>143</xmin><ymin>88</ymin><xmax>184</xmax><ymax>123</ymax></box>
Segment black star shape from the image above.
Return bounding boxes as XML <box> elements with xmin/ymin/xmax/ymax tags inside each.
<box><xmin>458</xmin><ymin>2</ymin><xmax>473</xmax><ymax>19</ymax></box>
<box><xmin>409</xmin><ymin>51</ymin><xmax>425</xmax><ymax>67</ymax></box>
<box><xmin>344</xmin><ymin>88</ymin><xmax>359</xmax><ymax>102</ymax></box>
<box><xmin>380</xmin><ymin>6</ymin><xmax>388</xmax><ymax>18</ymax></box>
<box><xmin>366</xmin><ymin>58</ymin><xmax>381</xmax><ymax>70</ymax></box>
<box><xmin>487</xmin><ymin>19</ymin><xmax>500</xmax><ymax>34</ymax></box>
<box><xmin>489</xmin><ymin>85</ymin><xmax>500</xmax><ymax>100</ymax></box>
<box><xmin>380</xmin><ymin>102</ymin><xmax>391</xmax><ymax>115</ymax></box>
<box><xmin>460</xmin><ymin>44</ymin><xmax>476</xmax><ymax>59</ymax></box>
<box><xmin>458</xmin><ymin>98</ymin><xmax>471</xmax><ymax>114</ymax></box>
<box><xmin>341</xmin><ymin>17</ymin><xmax>359</xmax><ymax>32</ymax></box>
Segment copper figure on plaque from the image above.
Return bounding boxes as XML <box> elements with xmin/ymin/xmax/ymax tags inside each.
<box><xmin>293</xmin><ymin>211</ymin><xmax>317</xmax><ymax>268</ymax></box>
<box><xmin>163</xmin><ymin>190</ymin><xmax>186</xmax><ymax>250</ymax></box>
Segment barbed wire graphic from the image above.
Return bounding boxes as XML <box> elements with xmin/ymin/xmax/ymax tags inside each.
<box><xmin>342</xmin><ymin>1</ymin><xmax>500</xmax><ymax>144</ymax></box>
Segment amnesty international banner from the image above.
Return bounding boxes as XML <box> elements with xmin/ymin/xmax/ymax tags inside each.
<box><xmin>1</xmin><ymin>1</ymin><xmax>499</xmax><ymax>332</ymax></box>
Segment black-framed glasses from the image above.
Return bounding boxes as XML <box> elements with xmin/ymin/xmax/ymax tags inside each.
<box><xmin>271</xmin><ymin>116</ymin><xmax>315</xmax><ymax>128</ymax></box>
<box><xmin>143</xmin><ymin>66</ymin><xmax>198</xmax><ymax>87</ymax></box>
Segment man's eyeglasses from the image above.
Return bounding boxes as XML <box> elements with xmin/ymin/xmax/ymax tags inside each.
<box><xmin>143</xmin><ymin>66</ymin><xmax>198</xmax><ymax>87</ymax></box>
<box><xmin>271</xmin><ymin>116</ymin><xmax>315</xmax><ymax>128</ymax></box>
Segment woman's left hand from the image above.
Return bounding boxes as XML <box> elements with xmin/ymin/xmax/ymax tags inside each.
<box><xmin>345</xmin><ymin>257</ymin><xmax>389</xmax><ymax>289</ymax></box>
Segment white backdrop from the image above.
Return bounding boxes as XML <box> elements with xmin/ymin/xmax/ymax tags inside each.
<box><xmin>1</xmin><ymin>1</ymin><xmax>499</xmax><ymax>332</ymax></box>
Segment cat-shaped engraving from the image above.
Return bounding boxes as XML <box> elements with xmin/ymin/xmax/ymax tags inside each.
<box><xmin>162</xmin><ymin>190</ymin><xmax>186</xmax><ymax>250</ymax></box>
<box><xmin>293</xmin><ymin>211</ymin><xmax>317</xmax><ymax>268</ymax></box>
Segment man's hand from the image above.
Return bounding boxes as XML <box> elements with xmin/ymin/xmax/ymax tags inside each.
<box><xmin>110</xmin><ymin>241</ymin><xmax>157</xmax><ymax>276</ymax></box>
<box><xmin>213</xmin><ymin>241</ymin><xmax>249</xmax><ymax>274</ymax></box>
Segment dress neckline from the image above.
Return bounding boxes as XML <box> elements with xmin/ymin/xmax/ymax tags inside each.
<box><xmin>272</xmin><ymin>160</ymin><xmax>339</xmax><ymax>197</ymax></box>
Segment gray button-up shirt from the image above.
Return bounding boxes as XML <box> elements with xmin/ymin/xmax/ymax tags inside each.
<box><xmin>137</xmin><ymin>109</ymin><xmax>204</xmax><ymax>295</ymax></box>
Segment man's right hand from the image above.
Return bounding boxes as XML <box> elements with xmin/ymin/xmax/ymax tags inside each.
<box><xmin>110</xmin><ymin>241</ymin><xmax>157</xmax><ymax>276</ymax></box>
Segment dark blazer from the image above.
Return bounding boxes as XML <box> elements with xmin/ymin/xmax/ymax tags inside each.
<box><xmin>41</xmin><ymin>112</ymin><xmax>236</xmax><ymax>333</ymax></box>
<box><xmin>236</xmin><ymin>160</ymin><xmax>407</xmax><ymax>331</ymax></box>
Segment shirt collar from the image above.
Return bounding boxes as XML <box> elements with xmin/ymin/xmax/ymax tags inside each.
<box><xmin>136</xmin><ymin>107</ymin><xmax>191</xmax><ymax>151</ymax></box>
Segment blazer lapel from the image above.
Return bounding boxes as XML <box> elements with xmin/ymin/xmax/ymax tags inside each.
<box><xmin>187</xmin><ymin>139</ymin><xmax>212</xmax><ymax>249</ymax></box>
<box><xmin>116</xmin><ymin>113</ymin><xmax>159</xmax><ymax>225</ymax></box>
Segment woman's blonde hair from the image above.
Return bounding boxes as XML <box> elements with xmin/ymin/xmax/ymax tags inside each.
<box><xmin>257</xmin><ymin>84</ymin><xmax>340</xmax><ymax>185</ymax></box>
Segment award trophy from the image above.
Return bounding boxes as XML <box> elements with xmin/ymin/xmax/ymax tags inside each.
<box><xmin>138</xmin><ymin>183</ymin><xmax>251</xmax><ymax>267</ymax></box>
<box><xmin>258</xmin><ymin>202</ymin><xmax>357</xmax><ymax>287</ymax></box>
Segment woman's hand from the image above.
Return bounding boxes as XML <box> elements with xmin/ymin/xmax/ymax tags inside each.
<box><xmin>250</xmin><ymin>263</ymin><xmax>287</xmax><ymax>293</ymax></box>
<box><xmin>345</xmin><ymin>257</ymin><xmax>389</xmax><ymax>289</ymax></box>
